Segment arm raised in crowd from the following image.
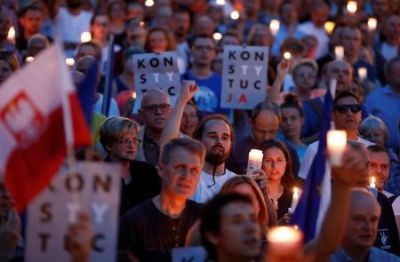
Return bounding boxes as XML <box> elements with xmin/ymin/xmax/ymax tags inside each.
<box><xmin>304</xmin><ymin>146</ymin><xmax>368</xmax><ymax>260</ymax></box>
<box><xmin>266</xmin><ymin>58</ymin><xmax>292</xmax><ymax>105</ymax></box>
<box><xmin>159</xmin><ymin>82</ymin><xmax>198</xmax><ymax>145</ymax></box>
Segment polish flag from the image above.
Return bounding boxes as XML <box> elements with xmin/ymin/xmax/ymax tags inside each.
<box><xmin>0</xmin><ymin>44</ymin><xmax>91</xmax><ymax>212</ymax></box>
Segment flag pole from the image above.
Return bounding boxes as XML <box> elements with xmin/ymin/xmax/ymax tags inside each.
<box><xmin>101</xmin><ymin>34</ymin><xmax>115</xmax><ymax>116</ymax></box>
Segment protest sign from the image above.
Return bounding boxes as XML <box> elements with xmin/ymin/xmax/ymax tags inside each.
<box><xmin>132</xmin><ymin>51</ymin><xmax>181</xmax><ymax>112</ymax></box>
<box><xmin>221</xmin><ymin>45</ymin><xmax>268</xmax><ymax>109</ymax></box>
<box><xmin>172</xmin><ymin>246</ymin><xmax>207</xmax><ymax>262</ymax></box>
<box><xmin>25</xmin><ymin>162</ymin><xmax>121</xmax><ymax>262</ymax></box>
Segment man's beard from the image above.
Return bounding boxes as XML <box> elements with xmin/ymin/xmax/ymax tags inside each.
<box><xmin>205</xmin><ymin>145</ymin><xmax>229</xmax><ymax>166</ymax></box>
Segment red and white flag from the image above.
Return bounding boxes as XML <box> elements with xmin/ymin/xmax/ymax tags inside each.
<box><xmin>0</xmin><ymin>44</ymin><xmax>91</xmax><ymax>212</ymax></box>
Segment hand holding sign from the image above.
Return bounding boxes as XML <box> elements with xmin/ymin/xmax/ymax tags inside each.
<box><xmin>65</xmin><ymin>212</ymin><xmax>93</xmax><ymax>262</ymax></box>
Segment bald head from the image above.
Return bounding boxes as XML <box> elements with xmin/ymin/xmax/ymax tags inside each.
<box><xmin>140</xmin><ymin>89</ymin><xmax>170</xmax><ymax>107</ymax></box>
<box><xmin>76</xmin><ymin>55</ymin><xmax>96</xmax><ymax>75</ymax></box>
<box><xmin>343</xmin><ymin>189</ymin><xmax>381</xmax><ymax>251</ymax></box>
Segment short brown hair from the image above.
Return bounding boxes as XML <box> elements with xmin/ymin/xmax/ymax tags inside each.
<box><xmin>160</xmin><ymin>137</ymin><xmax>206</xmax><ymax>165</ymax></box>
<box><xmin>99</xmin><ymin>116</ymin><xmax>139</xmax><ymax>151</ymax></box>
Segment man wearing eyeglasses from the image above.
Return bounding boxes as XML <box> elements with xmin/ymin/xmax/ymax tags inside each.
<box><xmin>136</xmin><ymin>89</ymin><xmax>172</xmax><ymax>165</ymax></box>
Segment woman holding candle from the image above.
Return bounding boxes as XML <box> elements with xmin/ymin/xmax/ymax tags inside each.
<box><xmin>258</xmin><ymin>139</ymin><xmax>299</xmax><ymax>220</ymax></box>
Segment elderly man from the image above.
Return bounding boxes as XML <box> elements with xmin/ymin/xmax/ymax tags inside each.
<box><xmin>330</xmin><ymin>189</ymin><xmax>400</xmax><ymax>261</ymax></box>
<box><xmin>136</xmin><ymin>89</ymin><xmax>173</xmax><ymax>165</ymax></box>
<box><xmin>119</xmin><ymin>138</ymin><xmax>205</xmax><ymax>261</ymax></box>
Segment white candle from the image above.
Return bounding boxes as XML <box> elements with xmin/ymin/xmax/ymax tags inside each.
<box><xmin>324</xmin><ymin>21</ymin><xmax>335</xmax><ymax>34</ymax></box>
<box><xmin>335</xmin><ymin>46</ymin><xmax>344</xmax><ymax>60</ymax></box>
<box><xmin>367</xmin><ymin>18</ymin><xmax>377</xmax><ymax>31</ymax></box>
<box><xmin>369</xmin><ymin>176</ymin><xmax>376</xmax><ymax>188</ymax></box>
<box><xmin>346</xmin><ymin>1</ymin><xmax>357</xmax><ymax>14</ymax></box>
<box><xmin>132</xmin><ymin>91</ymin><xmax>136</xmax><ymax>100</ymax></box>
<box><xmin>230</xmin><ymin>10</ymin><xmax>240</xmax><ymax>20</ymax></box>
<box><xmin>7</xmin><ymin>26</ymin><xmax>15</xmax><ymax>43</ymax></box>
<box><xmin>80</xmin><ymin>32</ymin><xmax>92</xmax><ymax>43</ymax></box>
<box><xmin>25</xmin><ymin>56</ymin><xmax>34</xmax><ymax>63</ymax></box>
<box><xmin>283</xmin><ymin>51</ymin><xmax>291</xmax><ymax>60</ymax></box>
<box><xmin>267</xmin><ymin>226</ymin><xmax>303</xmax><ymax>260</ymax></box>
<box><xmin>269</xmin><ymin>19</ymin><xmax>280</xmax><ymax>36</ymax></box>
<box><xmin>247</xmin><ymin>149</ymin><xmax>263</xmax><ymax>175</ymax></box>
<box><xmin>358</xmin><ymin>67</ymin><xmax>367</xmax><ymax>81</ymax></box>
<box><xmin>213</xmin><ymin>32</ymin><xmax>222</xmax><ymax>41</ymax></box>
<box><xmin>65</xmin><ymin>58</ymin><xmax>75</xmax><ymax>67</ymax></box>
<box><xmin>216</xmin><ymin>0</ymin><xmax>226</xmax><ymax>5</ymax></box>
<box><xmin>327</xmin><ymin>130</ymin><xmax>347</xmax><ymax>166</ymax></box>
<box><xmin>289</xmin><ymin>187</ymin><xmax>301</xmax><ymax>213</ymax></box>
<box><xmin>144</xmin><ymin>0</ymin><xmax>154</xmax><ymax>7</ymax></box>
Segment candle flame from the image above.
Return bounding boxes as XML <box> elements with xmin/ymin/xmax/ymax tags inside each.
<box><xmin>347</xmin><ymin>1</ymin><xmax>357</xmax><ymax>14</ymax></box>
<box><xmin>369</xmin><ymin>176</ymin><xmax>376</xmax><ymax>188</ymax></box>
<box><xmin>269</xmin><ymin>19</ymin><xmax>280</xmax><ymax>36</ymax></box>
<box><xmin>230</xmin><ymin>11</ymin><xmax>240</xmax><ymax>20</ymax></box>
<box><xmin>7</xmin><ymin>26</ymin><xmax>15</xmax><ymax>41</ymax></box>
<box><xmin>367</xmin><ymin>18</ymin><xmax>377</xmax><ymax>31</ymax></box>
<box><xmin>324</xmin><ymin>21</ymin><xmax>335</xmax><ymax>34</ymax></box>
<box><xmin>283</xmin><ymin>52</ymin><xmax>291</xmax><ymax>60</ymax></box>
<box><xmin>80</xmin><ymin>32</ymin><xmax>92</xmax><ymax>43</ymax></box>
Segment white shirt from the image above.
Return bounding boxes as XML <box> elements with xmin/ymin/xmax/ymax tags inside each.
<box><xmin>52</xmin><ymin>7</ymin><xmax>92</xmax><ymax>43</ymax></box>
<box><xmin>298</xmin><ymin>22</ymin><xmax>329</xmax><ymax>59</ymax></box>
<box><xmin>191</xmin><ymin>169</ymin><xmax>237</xmax><ymax>203</ymax></box>
<box><xmin>381</xmin><ymin>42</ymin><xmax>398</xmax><ymax>61</ymax></box>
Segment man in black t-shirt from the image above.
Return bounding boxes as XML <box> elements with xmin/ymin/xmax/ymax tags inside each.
<box><xmin>119</xmin><ymin>138</ymin><xmax>205</xmax><ymax>261</ymax></box>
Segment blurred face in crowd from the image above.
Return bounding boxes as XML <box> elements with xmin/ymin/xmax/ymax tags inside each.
<box><xmin>107</xmin><ymin>129</ymin><xmax>138</xmax><ymax>161</ymax></box>
<box><xmin>310</xmin><ymin>4</ymin><xmax>329</xmax><ymax>27</ymax></box>
<box><xmin>191</xmin><ymin>37</ymin><xmax>216</xmax><ymax>67</ymax></box>
<box><xmin>342</xmin><ymin>28</ymin><xmax>362</xmax><ymax>59</ymax></box>
<box><xmin>201</xmin><ymin>119</ymin><xmax>232</xmax><ymax>166</ymax></box>
<box><xmin>263</xmin><ymin>147</ymin><xmax>287</xmax><ymax>183</ymax></box>
<box><xmin>0</xmin><ymin>59</ymin><xmax>13</xmax><ymax>84</ymax></box>
<box><xmin>281</xmin><ymin>107</ymin><xmax>303</xmax><ymax>140</ymax></box>
<box><xmin>0</xmin><ymin>11</ymin><xmax>11</xmax><ymax>41</ymax></box>
<box><xmin>126</xmin><ymin>3</ymin><xmax>144</xmax><ymax>21</ymax></box>
<box><xmin>383</xmin><ymin>15</ymin><xmax>400</xmax><ymax>44</ymax></box>
<box><xmin>250</xmin><ymin>26</ymin><xmax>273</xmax><ymax>47</ymax></box>
<box><xmin>66</xmin><ymin>0</ymin><xmax>84</xmax><ymax>8</ymax></box>
<box><xmin>220</xmin><ymin>35</ymin><xmax>240</xmax><ymax>48</ymax></box>
<box><xmin>281</xmin><ymin>3</ymin><xmax>298</xmax><ymax>26</ymax></box>
<box><xmin>386</xmin><ymin>60</ymin><xmax>400</xmax><ymax>91</ymax></box>
<box><xmin>193</xmin><ymin>16</ymin><xmax>215</xmax><ymax>37</ymax></box>
<box><xmin>207</xmin><ymin>202</ymin><xmax>261</xmax><ymax>260</ymax></box>
<box><xmin>20</xmin><ymin>9</ymin><xmax>43</xmax><ymax>35</ymax></box>
<box><xmin>366</xmin><ymin>150</ymin><xmax>390</xmax><ymax>191</ymax></box>
<box><xmin>293</xmin><ymin>64</ymin><xmax>317</xmax><ymax>93</ymax></box>
<box><xmin>232</xmin><ymin>183</ymin><xmax>261</xmax><ymax>217</ymax></box>
<box><xmin>181</xmin><ymin>103</ymin><xmax>199</xmax><ymax>137</ymax></box>
<box><xmin>251</xmin><ymin>109</ymin><xmax>279</xmax><ymax>144</ymax></box>
<box><xmin>173</xmin><ymin>11</ymin><xmax>190</xmax><ymax>39</ymax></box>
<box><xmin>333</xmin><ymin>96</ymin><xmax>362</xmax><ymax>132</ymax></box>
<box><xmin>361</xmin><ymin>127</ymin><xmax>386</xmax><ymax>147</ymax></box>
<box><xmin>109</xmin><ymin>2</ymin><xmax>126</xmax><ymax>22</ymax></box>
<box><xmin>372</xmin><ymin>0</ymin><xmax>390</xmax><ymax>17</ymax></box>
<box><xmin>159</xmin><ymin>147</ymin><xmax>203</xmax><ymax>199</ymax></box>
<box><xmin>245</xmin><ymin>0</ymin><xmax>261</xmax><ymax>17</ymax></box>
<box><xmin>324</xmin><ymin>60</ymin><xmax>353</xmax><ymax>90</ymax></box>
<box><xmin>91</xmin><ymin>14</ymin><xmax>110</xmax><ymax>41</ymax></box>
<box><xmin>140</xmin><ymin>90</ymin><xmax>171</xmax><ymax>131</ymax></box>
<box><xmin>148</xmin><ymin>30</ymin><xmax>168</xmax><ymax>53</ymax></box>
<box><xmin>343</xmin><ymin>192</ymin><xmax>381</xmax><ymax>251</ymax></box>
<box><xmin>27</xmin><ymin>37</ymin><xmax>48</xmax><ymax>57</ymax></box>
<box><xmin>264</xmin><ymin>0</ymin><xmax>283</xmax><ymax>11</ymax></box>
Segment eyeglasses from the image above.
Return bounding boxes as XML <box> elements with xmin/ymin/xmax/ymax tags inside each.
<box><xmin>118</xmin><ymin>137</ymin><xmax>140</xmax><ymax>145</ymax></box>
<box><xmin>334</xmin><ymin>104</ymin><xmax>361</xmax><ymax>114</ymax></box>
<box><xmin>193</xmin><ymin>45</ymin><xmax>215</xmax><ymax>52</ymax></box>
<box><xmin>141</xmin><ymin>103</ymin><xmax>170</xmax><ymax>113</ymax></box>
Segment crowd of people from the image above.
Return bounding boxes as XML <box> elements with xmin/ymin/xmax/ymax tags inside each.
<box><xmin>0</xmin><ymin>0</ymin><xmax>400</xmax><ymax>261</ymax></box>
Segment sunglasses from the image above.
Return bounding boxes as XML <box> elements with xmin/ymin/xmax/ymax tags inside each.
<box><xmin>334</xmin><ymin>104</ymin><xmax>362</xmax><ymax>114</ymax></box>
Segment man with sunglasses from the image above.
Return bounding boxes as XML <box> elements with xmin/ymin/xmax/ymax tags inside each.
<box><xmin>137</xmin><ymin>89</ymin><xmax>173</xmax><ymax>165</ymax></box>
<box><xmin>299</xmin><ymin>91</ymin><xmax>373</xmax><ymax>180</ymax></box>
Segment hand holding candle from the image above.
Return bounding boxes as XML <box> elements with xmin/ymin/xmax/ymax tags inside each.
<box><xmin>289</xmin><ymin>187</ymin><xmax>301</xmax><ymax>213</ymax></box>
<box><xmin>327</xmin><ymin>130</ymin><xmax>347</xmax><ymax>166</ymax></box>
<box><xmin>247</xmin><ymin>149</ymin><xmax>263</xmax><ymax>175</ymax></box>
<box><xmin>369</xmin><ymin>176</ymin><xmax>376</xmax><ymax>188</ymax></box>
<box><xmin>266</xmin><ymin>226</ymin><xmax>303</xmax><ymax>262</ymax></box>
<box><xmin>335</xmin><ymin>46</ymin><xmax>344</xmax><ymax>60</ymax></box>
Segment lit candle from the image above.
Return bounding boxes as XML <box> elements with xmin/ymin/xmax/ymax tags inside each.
<box><xmin>25</xmin><ymin>56</ymin><xmax>34</xmax><ymax>63</ymax></box>
<box><xmin>335</xmin><ymin>46</ymin><xmax>344</xmax><ymax>60</ymax></box>
<box><xmin>144</xmin><ymin>0</ymin><xmax>154</xmax><ymax>7</ymax></box>
<box><xmin>65</xmin><ymin>58</ymin><xmax>75</xmax><ymax>67</ymax></box>
<box><xmin>369</xmin><ymin>176</ymin><xmax>376</xmax><ymax>188</ymax></box>
<box><xmin>80</xmin><ymin>32</ymin><xmax>91</xmax><ymax>43</ymax></box>
<box><xmin>266</xmin><ymin>226</ymin><xmax>303</xmax><ymax>261</ymax></box>
<box><xmin>213</xmin><ymin>32</ymin><xmax>222</xmax><ymax>41</ymax></box>
<box><xmin>358</xmin><ymin>67</ymin><xmax>367</xmax><ymax>81</ymax></box>
<box><xmin>269</xmin><ymin>19</ymin><xmax>280</xmax><ymax>36</ymax></box>
<box><xmin>289</xmin><ymin>187</ymin><xmax>301</xmax><ymax>213</ymax></box>
<box><xmin>327</xmin><ymin>130</ymin><xmax>347</xmax><ymax>166</ymax></box>
<box><xmin>283</xmin><ymin>51</ymin><xmax>291</xmax><ymax>60</ymax></box>
<box><xmin>346</xmin><ymin>1</ymin><xmax>357</xmax><ymax>14</ymax></box>
<box><xmin>132</xmin><ymin>91</ymin><xmax>136</xmax><ymax>100</ymax></box>
<box><xmin>230</xmin><ymin>10</ymin><xmax>240</xmax><ymax>20</ymax></box>
<box><xmin>247</xmin><ymin>149</ymin><xmax>263</xmax><ymax>175</ymax></box>
<box><xmin>7</xmin><ymin>26</ymin><xmax>15</xmax><ymax>43</ymax></box>
<box><xmin>139</xmin><ymin>21</ymin><xmax>145</xmax><ymax>27</ymax></box>
<box><xmin>367</xmin><ymin>18</ymin><xmax>377</xmax><ymax>31</ymax></box>
<box><xmin>324</xmin><ymin>21</ymin><xmax>335</xmax><ymax>34</ymax></box>
<box><xmin>216</xmin><ymin>0</ymin><xmax>226</xmax><ymax>5</ymax></box>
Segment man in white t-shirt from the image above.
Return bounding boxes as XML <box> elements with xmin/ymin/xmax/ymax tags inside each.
<box><xmin>191</xmin><ymin>115</ymin><xmax>237</xmax><ymax>203</ymax></box>
<box><xmin>50</xmin><ymin>0</ymin><xmax>92</xmax><ymax>45</ymax></box>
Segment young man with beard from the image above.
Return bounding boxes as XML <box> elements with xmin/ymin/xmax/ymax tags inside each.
<box><xmin>118</xmin><ymin>138</ymin><xmax>205</xmax><ymax>261</ymax></box>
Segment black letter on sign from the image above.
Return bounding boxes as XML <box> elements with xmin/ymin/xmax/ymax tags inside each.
<box><xmin>149</xmin><ymin>58</ymin><xmax>160</xmax><ymax>67</ymax></box>
<box><xmin>39</xmin><ymin>233</ymin><xmax>51</xmax><ymax>252</ymax></box>
<box><xmin>240</xmin><ymin>79</ymin><xmax>249</xmax><ymax>89</ymax></box>
<box><xmin>40</xmin><ymin>203</ymin><xmax>52</xmax><ymax>223</ymax></box>
<box><xmin>255</xmin><ymin>52</ymin><xmax>264</xmax><ymax>61</ymax></box>
<box><xmin>168</xmin><ymin>86</ymin><xmax>176</xmax><ymax>96</ymax></box>
<box><xmin>240</xmin><ymin>51</ymin><xmax>250</xmax><ymax>61</ymax></box>
<box><xmin>254</xmin><ymin>80</ymin><xmax>261</xmax><ymax>89</ymax></box>
<box><xmin>137</xmin><ymin>59</ymin><xmax>145</xmax><ymax>69</ymax></box>
<box><xmin>93</xmin><ymin>175</ymin><xmax>112</xmax><ymax>193</ymax></box>
<box><xmin>228</xmin><ymin>51</ymin><xmax>236</xmax><ymax>60</ymax></box>
<box><xmin>140</xmin><ymin>74</ymin><xmax>146</xmax><ymax>84</ymax></box>
<box><xmin>65</xmin><ymin>173</ymin><xmax>84</xmax><ymax>192</ymax></box>
<box><xmin>92</xmin><ymin>234</ymin><xmax>105</xmax><ymax>252</ymax></box>
<box><xmin>228</xmin><ymin>79</ymin><xmax>234</xmax><ymax>88</ymax></box>
<box><xmin>164</xmin><ymin>57</ymin><xmax>174</xmax><ymax>67</ymax></box>
<box><xmin>228</xmin><ymin>64</ymin><xmax>235</xmax><ymax>74</ymax></box>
